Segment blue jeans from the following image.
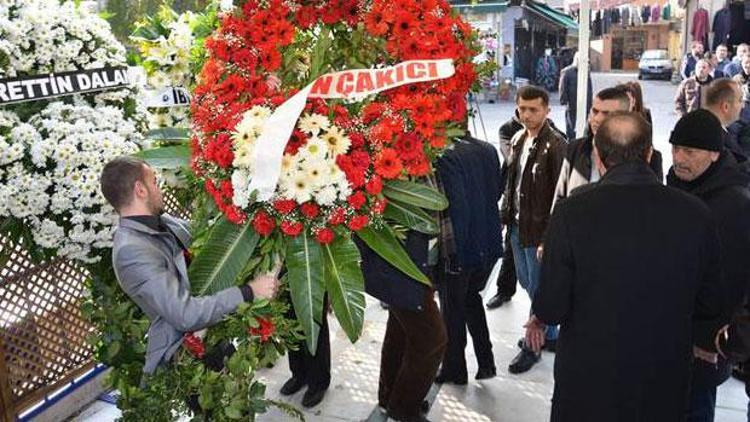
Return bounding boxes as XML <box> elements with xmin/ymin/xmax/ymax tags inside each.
<box><xmin>509</xmin><ymin>224</ymin><xmax>558</xmax><ymax>341</ymax></box>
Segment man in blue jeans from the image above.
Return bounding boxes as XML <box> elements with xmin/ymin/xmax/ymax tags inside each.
<box><xmin>500</xmin><ymin>85</ymin><xmax>567</xmax><ymax>374</ymax></box>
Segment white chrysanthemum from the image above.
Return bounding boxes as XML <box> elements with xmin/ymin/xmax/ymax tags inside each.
<box><xmin>314</xmin><ymin>185</ymin><xmax>338</xmax><ymax>206</ymax></box>
<box><xmin>247</xmin><ymin>105</ymin><xmax>272</xmax><ymax>120</ymax></box>
<box><xmin>298</xmin><ymin>113</ymin><xmax>330</xmax><ymax>136</ymax></box>
<box><xmin>301</xmin><ymin>159</ymin><xmax>329</xmax><ymax>190</ymax></box>
<box><xmin>231</xmin><ymin>169</ymin><xmax>251</xmax><ymax>209</ymax></box>
<box><xmin>299</xmin><ymin>137</ymin><xmax>329</xmax><ymax>162</ymax></box>
<box><xmin>281</xmin><ymin>171</ymin><xmax>314</xmax><ymax>204</ymax></box>
<box><xmin>280</xmin><ymin>153</ymin><xmax>297</xmax><ymax>174</ymax></box>
<box><xmin>232</xmin><ymin>142</ymin><xmax>255</xmax><ymax>169</ymax></box>
<box><xmin>321</xmin><ymin>126</ymin><xmax>351</xmax><ymax>156</ymax></box>
<box><xmin>232</xmin><ymin>113</ymin><xmax>263</xmax><ymax>147</ymax></box>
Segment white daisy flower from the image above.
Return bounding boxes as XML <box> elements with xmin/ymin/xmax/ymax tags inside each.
<box><xmin>298</xmin><ymin>113</ymin><xmax>330</xmax><ymax>136</ymax></box>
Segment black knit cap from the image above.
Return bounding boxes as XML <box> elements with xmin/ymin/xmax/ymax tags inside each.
<box><xmin>669</xmin><ymin>109</ymin><xmax>724</xmax><ymax>152</ymax></box>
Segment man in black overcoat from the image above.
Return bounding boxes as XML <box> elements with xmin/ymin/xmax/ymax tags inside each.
<box><xmin>526</xmin><ymin>112</ymin><xmax>724</xmax><ymax>422</ymax></box>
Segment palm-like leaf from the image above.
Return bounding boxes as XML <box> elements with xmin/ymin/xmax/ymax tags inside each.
<box><xmin>189</xmin><ymin>217</ymin><xmax>260</xmax><ymax>296</ymax></box>
<box><xmin>323</xmin><ymin>237</ymin><xmax>365</xmax><ymax>343</ymax></box>
<box><xmin>383</xmin><ymin>199</ymin><xmax>439</xmax><ymax>235</ymax></box>
<box><xmin>286</xmin><ymin>231</ymin><xmax>325</xmax><ymax>354</ymax></box>
<box><xmin>134</xmin><ymin>144</ymin><xmax>191</xmax><ymax>169</ymax></box>
<box><xmin>382</xmin><ymin>180</ymin><xmax>449</xmax><ymax>211</ymax></box>
<box><xmin>356</xmin><ymin>226</ymin><xmax>431</xmax><ymax>286</ymax></box>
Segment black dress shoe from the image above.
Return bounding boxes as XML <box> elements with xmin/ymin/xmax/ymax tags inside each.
<box><xmin>301</xmin><ymin>386</ymin><xmax>327</xmax><ymax>407</ymax></box>
<box><xmin>475</xmin><ymin>366</ymin><xmax>497</xmax><ymax>380</ymax></box>
<box><xmin>486</xmin><ymin>293</ymin><xmax>512</xmax><ymax>309</ymax></box>
<box><xmin>508</xmin><ymin>349</ymin><xmax>540</xmax><ymax>374</ymax></box>
<box><xmin>280</xmin><ymin>377</ymin><xmax>306</xmax><ymax>395</ymax></box>
<box><xmin>434</xmin><ymin>371</ymin><xmax>468</xmax><ymax>385</ymax></box>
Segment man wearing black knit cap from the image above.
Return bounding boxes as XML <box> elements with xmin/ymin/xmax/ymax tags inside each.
<box><xmin>667</xmin><ymin>109</ymin><xmax>750</xmax><ymax>422</ymax></box>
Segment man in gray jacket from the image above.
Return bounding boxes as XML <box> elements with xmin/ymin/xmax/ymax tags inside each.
<box><xmin>100</xmin><ymin>156</ymin><xmax>278</xmax><ymax>375</ymax></box>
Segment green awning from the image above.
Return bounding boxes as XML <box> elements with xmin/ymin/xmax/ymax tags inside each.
<box><xmin>525</xmin><ymin>0</ymin><xmax>579</xmax><ymax>31</ymax></box>
<box><xmin>450</xmin><ymin>0</ymin><xmax>509</xmax><ymax>13</ymax></box>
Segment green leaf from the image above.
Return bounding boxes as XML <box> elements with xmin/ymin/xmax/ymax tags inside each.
<box><xmin>106</xmin><ymin>341</ymin><xmax>122</xmax><ymax>362</ymax></box>
<box><xmin>286</xmin><ymin>231</ymin><xmax>325</xmax><ymax>354</ymax></box>
<box><xmin>189</xmin><ymin>217</ymin><xmax>260</xmax><ymax>296</ymax></box>
<box><xmin>445</xmin><ymin>128</ymin><xmax>466</xmax><ymax>139</ymax></box>
<box><xmin>356</xmin><ymin>226</ymin><xmax>431</xmax><ymax>286</ymax></box>
<box><xmin>323</xmin><ymin>237</ymin><xmax>365</xmax><ymax>343</ymax></box>
<box><xmin>382</xmin><ymin>180</ymin><xmax>449</xmax><ymax>211</ymax></box>
<box><xmin>145</xmin><ymin>127</ymin><xmax>190</xmax><ymax>141</ymax></box>
<box><xmin>133</xmin><ymin>145</ymin><xmax>191</xmax><ymax>169</ymax></box>
<box><xmin>383</xmin><ymin>199</ymin><xmax>439</xmax><ymax>235</ymax></box>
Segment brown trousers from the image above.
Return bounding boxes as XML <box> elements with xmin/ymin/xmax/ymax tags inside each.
<box><xmin>379</xmin><ymin>289</ymin><xmax>447</xmax><ymax>419</ymax></box>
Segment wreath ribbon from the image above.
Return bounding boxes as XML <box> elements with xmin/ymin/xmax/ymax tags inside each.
<box><xmin>248</xmin><ymin>58</ymin><xmax>456</xmax><ymax>202</ymax></box>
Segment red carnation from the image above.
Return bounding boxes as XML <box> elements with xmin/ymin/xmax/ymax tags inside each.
<box><xmin>274</xmin><ymin>199</ymin><xmax>297</xmax><ymax>215</ymax></box>
<box><xmin>248</xmin><ymin>317</ymin><xmax>276</xmax><ymax>342</ymax></box>
<box><xmin>300</xmin><ymin>202</ymin><xmax>320</xmax><ymax>219</ymax></box>
<box><xmin>373</xmin><ymin>198</ymin><xmax>388</xmax><ymax>214</ymax></box>
<box><xmin>349</xmin><ymin>132</ymin><xmax>365</xmax><ymax>149</ymax></box>
<box><xmin>280</xmin><ymin>220</ymin><xmax>304</xmax><ymax>237</ymax></box>
<box><xmin>347</xmin><ymin>214</ymin><xmax>370</xmax><ymax>231</ymax></box>
<box><xmin>183</xmin><ymin>332</ymin><xmax>205</xmax><ymax>359</ymax></box>
<box><xmin>347</xmin><ymin>191</ymin><xmax>367</xmax><ymax>210</ymax></box>
<box><xmin>366</xmin><ymin>176</ymin><xmax>383</xmax><ymax>195</ymax></box>
<box><xmin>375</xmin><ymin>148</ymin><xmax>404</xmax><ymax>179</ymax></box>
<box><xmin>252</xmin><ymin>211</ymin><xmax>276</xmax><ymax>236</ymax></box>
<box><xmin>328</xmin><ymin>208</ymin><xmax>347</xmax><ymax>226</ymax></box>
<box><xmin>225</xmin><ymin>206</ymin><xmax>247</xmax><ymax>224</ymax></box>
<box><xmin>316</xmin><ymin>228</ymin><xmax>336</xmax><ymax>244</ymax></box>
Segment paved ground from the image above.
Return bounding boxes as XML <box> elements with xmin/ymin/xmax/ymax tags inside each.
<box><xmin>71</xmin><ymin>73</ymin><xmax>748</xmax><ymax>422</ymax></box>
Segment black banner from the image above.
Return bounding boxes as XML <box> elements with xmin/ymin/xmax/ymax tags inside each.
<box><xmin>0</xmin><ymin>67</ymin><xmax>132</xmax><ymax>105</ymax></box>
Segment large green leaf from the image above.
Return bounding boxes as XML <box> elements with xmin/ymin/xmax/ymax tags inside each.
<box><xmin>323</xmin><ymin>237</ymin><xmax>365</xmax><ymax>343</ymax></box>
<box><xmin>286</xmin><ymin>231</ymin><xmax>325</xmax><ymax>354</ymax></box>
<box><xmin>134</xmin><ymin>145</ymin><xmax>191</xmax><ymax>169</ymax></box>
<box><xmin>189</xmin><ymin>217</ymin><xmax>260</xmax><ymax>296</ymax></box>
<box><xmin>382</xmin><ymin>180</ymin><xmax>449</xmax><ymax>211</ymax></box>
<box><xmin>145</xmin><ymin>127</ymin><xmax>190</xmax><ymax>141</ymax></box>
<box><xmin>356</xmin><ymin>226</ymin><xmax>431</xmax><ymax>286</ymax></box>
<box><xmin>383</xmin><ymin>199</ymin><xmax>439</xmax><ymax>235</ymax></box>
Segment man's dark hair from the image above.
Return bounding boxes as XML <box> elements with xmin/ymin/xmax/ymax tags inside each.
<box><xmin>100</xmin><ymin>156</ymin><xmax>147</xmax><ymax>212</ymax></box>
<box><xmin>706</xmin><ymin>78</ymin><xmax>741</xmax><ymax>107</ymax></box>
<box><xmin>596</xmin><ymin>86</ymin><xmax>631</xmax><ymax>110</ymax></box>
<box><xmin>515</xmin><ymin>85</ymin><xmax>549</xmax><ymax>106</ymax></box>
<box><xmin>594</xmin><ymin>111</ymin><xmax>652</xmax><ymax>169</ymax></box>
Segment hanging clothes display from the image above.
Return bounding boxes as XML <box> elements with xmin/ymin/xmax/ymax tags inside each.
<box><xmin>692</xmin><ymin>7</ymin><xmax>710</xmax><ymax>50</ymax></box>
<box><xmin>535</xmin><ymin>56</ymin><xmax>558</xmax><ymax>92</ymax></box>
<box><xmin>713</xmin><ymin>7</ymin><xmax>732</xmax><ymax>49</ymax></box>
<box><xmin>633</xmin><ymin>6</ymin><xmax>643</xmax><ymax>25</ymax></box>
<box><xmin>642</xmin><ymin>5</ymin><xmax>651</xmax><ymax>23</ymax></box>
<box><xmin>604</xmin><ymin>9</ymin><xmax>612</xmax><ymax>34</ymax></box>
<box><xmin>612</xmin><ymin>8</ymin><xmax>621</xmax><ymax>25</ymax></box>
<box><xmin>729</xmin><ymin>2</ymin><xmax>750</xmax><ymax>45</ymax></box>
<box><xmin>622</xmin><ymin>6</ymin><xmax>630</xmax><ymax>26</ymax></box>
<box><xmin>651</xmin><ymin>5</ymin><xmax>660</xmax><ymax>23</ymax></box>
<box><xmin>662</xmin><ymin>3</ymin><xmax>671</xmax><ymax>20</ymax></box>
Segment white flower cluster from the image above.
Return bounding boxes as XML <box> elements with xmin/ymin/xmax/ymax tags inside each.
<box><xmin>0</xmin><ymin>0</ymin><xmax>127</xmax><ymax>77</ymax></box>
<box><xmin>135</xmin><ymin>11</ymin><xmax>196</xmax><ymax>130</ymax></box>
<box><xmin>0</xmin><ymin>103</ymin><xmax>146</xmax><ymax>262</ymax></box>
<box><xmin>230</xmin><ymin>108</ymin><xmax>353</xmax><ymax>209</ymax></box>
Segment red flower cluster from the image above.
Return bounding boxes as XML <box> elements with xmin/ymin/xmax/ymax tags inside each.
<box><xmin>248</xmin><ymin>317</ymin><xmax>276</xmax><ymax>342</ymax></box>
<box><xmin>183</xmin><ymin>332</ymin><xmax>206</xmax><ymax>359</ymax></box>
<box><xmin>191</xmin><ymin>0</ymin><xmax>477</xmax><ymax>241</ymax></box>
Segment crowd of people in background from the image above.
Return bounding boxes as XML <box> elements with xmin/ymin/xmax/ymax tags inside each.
<box><xmin>99</xmin><ymin>42</ymin><xmax>750</xmax><ymax>421</ymax></box>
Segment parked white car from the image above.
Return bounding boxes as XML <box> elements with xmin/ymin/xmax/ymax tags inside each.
<box><xmin>638</xmin><ymin>50</ymin><xmax>673</xmax><ymax>80</ymax></box>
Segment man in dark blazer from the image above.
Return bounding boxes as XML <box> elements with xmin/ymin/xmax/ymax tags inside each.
<box><xmin>100</xmin><ymin>156</ymin><xmax>279</xmax><ymax>376</ymax></box>
<box><xmin>527</xmin><ymin>112</ymin><xmax>724</xmax><ymax>422</ymax></box>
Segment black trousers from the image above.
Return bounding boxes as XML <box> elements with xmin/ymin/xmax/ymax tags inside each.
<box><xmin>379</xmin><ymin>289</ymin><xmax>447</xmax><ymax>419</ymax></box>
<box><xmin>495</xmin><ymin>229</ymin><xmax>517</xmax><ymax>297</ymax></box>
<box><xmin>287</xmin><ymin>298</ymin><xmax>331</xmax><ymax>390</ymax></box>
<box><xmin>438</xmin><ymin>265</ymin><xmax>496</xmax><ymax>377</ymax></box>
